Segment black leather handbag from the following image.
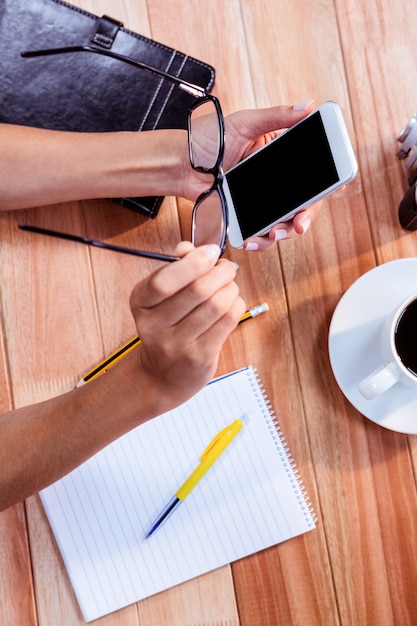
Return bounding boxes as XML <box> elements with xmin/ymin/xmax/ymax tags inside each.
<box><xmin>0</xmin><ymin>0</ymin><xmax>216</xmax><ymax>218</ymax></box>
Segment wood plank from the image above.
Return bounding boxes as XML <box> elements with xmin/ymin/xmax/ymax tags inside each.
<box><xmin>335</xmin><ymin>0</ymin><xmax>417</xmax><ymax>263</ymax></box>
<box><xmin>3</xmin><ymin>0</ymin><xmax>417</xmax><ymax>624</ymax></box>
<box><xmin>130</xmin><ymin>1</ymin><xmax>249</xmax><ymax>623</ymax></box>
<box><xmin>9</xmin><ymin>1</ymin><xmax>237</xmax><ymax>623</ymax></box>
<box><xmin>226</xmin><ymin>0</ymin><xmax>363</xmax><ymax>622</ymax></box>
<box><xmin>0</xmin><ymin>200</ymin><xmax>143</xmax><ymax>625</ymax></box>
<box><xmin>0</xmin><ymin>504</ymin><xmax>37</xmax><ymax>626</ymax></box>
<box><xmin>148</xmin><ymin>0</ymin><xmax>340</xmax><ymax>624</ymax></box>
<box><xmin>237</xmin><ymin>0</ymin><xmax>417</xmax><ymax>624</ymax></box>
<box><xmin>334</xmin><ymin>0</ymin><xmax>417</xmax><ymax>622</ymax></box>
<box><xmin>138</xmin><ymin>567</ymin><xmax>239</xmax><ymax>626</ymax></box>
<box><xmin>76</xmin><ymin>3</ymin><xmax>238</xmax><ymax>623</ymax></box>
<box><xmin>14</xmin><ymin>5</ymin><xmax>146</xmax><ymax>623</ymax></box>
<box><xmin>0</xmin><ymin>237</ymin><xmax>37</xmax><ymax>626</ymax></box>
<box><xmin>82</xmin><ymin>197</ymin><xmax>181</xmax><ymax>356</ymax></box>
<box><xmin>0</xmin><ymin>207</ymin><xmax>103</xmax><ymax>403</ymax></box>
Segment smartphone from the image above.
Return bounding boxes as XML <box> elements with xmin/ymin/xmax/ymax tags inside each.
<box><xmin>224</xmin><ymin>101</ymin><xmax>358</xmax><ymax>248</ymax></box>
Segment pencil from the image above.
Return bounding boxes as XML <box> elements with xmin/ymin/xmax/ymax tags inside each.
<box><xmin>76</xmin><ymin>302</ymin><xmax>269</xmax><ymax>386</ymax></box>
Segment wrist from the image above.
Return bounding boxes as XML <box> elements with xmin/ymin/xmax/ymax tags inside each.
<box><xmin>96</xmin><ymin>128</ymin><xmax>189</xmax><ymax>200</ymax></box>
<box><xmin>77</xmin><ymin>350</ymin><xmax>167</xmax><ymax>439</ymax></box>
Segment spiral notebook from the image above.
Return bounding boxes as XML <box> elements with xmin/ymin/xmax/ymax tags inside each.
<box><xmin>40</xmin><ymin>366</ymin><xmax>316</xmax><ymax>622</ymax></box>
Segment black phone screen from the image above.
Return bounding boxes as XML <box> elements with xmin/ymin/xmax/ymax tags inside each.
<box><xmin>225</xmin><ymin>111</ymin><xmax>339</xmax><ymax>239</ymax></box>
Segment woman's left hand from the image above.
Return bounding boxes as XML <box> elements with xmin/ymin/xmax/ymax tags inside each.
<box><xmin>181</xmin><ymin>101</ymin><xmax>322</xmax><ymax>250</ymax></box>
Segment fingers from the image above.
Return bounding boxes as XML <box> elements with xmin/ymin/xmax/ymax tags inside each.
<box><xmin>174</xmin><ymin>240</ymin><xmax>195</xmax><ymax>256</ymax></box>
<box><xmin>130</xmin><ymin>244</ymin><xmax>243</xmax><ymax>343</ymax></box>
<box><xmin>242</xmin><ymin>201</ymin><xmax>322</xmax><ymax>250</ymax></box>
<box><xmin>182</xmin><ymin>293</ymin><xmax>246</xmax><ymax>368</ymax></box>
<box><xmin>263</xmin><ymin>101</ymin><xmax>316</xmax><ymax>133</ymax></box>
<box><xmin>129</xmin><ymin>243</ymin><xmax>245</xmax><ymax>409</ymax></box>
<box><xmin>130</xmin><ymin>243</ymin><xmax>221</xmax><ymax>311</ymax></box>
<box><xmin>155</xmin><ymin>258</ymin><xmax>239</xmax><ymax>330</ymax></box>
<box><xmin>269</xmin><ymin>203</ymin><xmax>320</xmax><ymax>239</ymax></box>
<box><xmin>171</xmin><ymin>268</ymin><xmax>245</xmax><ymax>344</ymax></box>
<box><xmin>291</xmin><ymin>203</ymin><xmax>321</xmax><ymax>235</ymax></box>
<box><xmin>243</xmin><ymin>237</ymin><xmax>276</xmax><ymax>252</ymax></box>
<box><xmin>228</xmin><ymin>101</ymin><xmax>315</xmax><ymax>143</ymax></box>
<box><xmin>243</xmin><ymin>182</ymin><xmax>346</xmax><ymax>250</ymax></box>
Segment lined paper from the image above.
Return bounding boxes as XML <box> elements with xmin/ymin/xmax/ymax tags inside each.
<box><xmin>40</xmin><ymin>366</ymin><xmax>316</xmax><ymax>622</ymax></box>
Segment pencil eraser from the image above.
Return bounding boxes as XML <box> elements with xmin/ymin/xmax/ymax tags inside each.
<box><xmin>251</xmin><ymin>302</ymin><xmax>269</xmax><ymax>317</ymax></box>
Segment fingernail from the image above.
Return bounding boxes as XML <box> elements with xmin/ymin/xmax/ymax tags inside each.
<box><xmin>293</xmin><ymin>100</ymin><xmax>314</xmax><ymax>111</ymax></box>
<box><xmin>231</xmin><ymin>261</ymin><xmax>240</xmax><ymax>270</ymax></box>
<box><xmin>301</xmin><ymin>218</ymin><xmax>311</xmax><ymax>234</ymax></box>
<box><xmin>244</xmin><ymin>242</ymin><xmax>258</xmax><ymax>251</ymax></box>
<box><xmin>274</xmin><ymin>229</ymin><xmax>288</xmax><ymax>241</ymax></box>
<box><xmin>205</xmin><ymin>244</ymin><xmax>221</xmax><ymax>262</ymax></box>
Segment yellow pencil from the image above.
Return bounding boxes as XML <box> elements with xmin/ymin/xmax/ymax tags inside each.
<box><xmin>77</xmin><ymin>302</ymin><xmax>269</xmax><ymax>386</ymax></box>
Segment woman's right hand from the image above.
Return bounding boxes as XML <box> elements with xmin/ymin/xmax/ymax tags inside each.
<box><xmin>129</xmin><ymin>242</ymin><xmax>246</xmax><ymax>409</ymax></box>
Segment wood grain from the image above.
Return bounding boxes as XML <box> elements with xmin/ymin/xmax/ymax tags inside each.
<box><xmin>2</xmin><ymin>0</ymin><xmax>417</xmax><ymax>624</ymax></box>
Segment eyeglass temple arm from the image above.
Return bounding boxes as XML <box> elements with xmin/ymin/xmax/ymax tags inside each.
<box><xmin>18</xmin><ymin>225</ymin><xmax>179</xmax><ymax>262</ymax></box>
<box><xmin>21</xmin><ymin>45</ymin><xmax>207</xmax><ymax>98</ymax></box>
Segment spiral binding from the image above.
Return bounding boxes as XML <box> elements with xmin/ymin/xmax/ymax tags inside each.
<box><xmin>248</xmin><ymin>366</ymin><xmax>317</xmax><ymax>528</ymax></box>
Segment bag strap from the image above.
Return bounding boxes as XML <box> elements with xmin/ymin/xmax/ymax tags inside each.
<box><xmin>91</xmin><ymin>15</ymin><xmax>123</xmax><ymax>49</ymax></box>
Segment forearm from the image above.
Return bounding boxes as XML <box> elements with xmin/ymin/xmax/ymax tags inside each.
<box><xmin>0</xmin><ymin>239</ymin><xmax>242</xmax><ymax>511</ymax></box>
<box><xmin>0</xmin><ymin>124</ymin><xmax>188</xmax><ymax>210</ymax></box>
<box><xmin>0</xmin><ymin>351</ymin><xmax>174</xmax><ymax>511</ymax></box>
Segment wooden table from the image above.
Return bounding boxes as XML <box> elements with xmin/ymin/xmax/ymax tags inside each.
<box><xmin>2</xmin><ymin>0</ymin><xmax>417</xmax><ymax>624</ymax></box>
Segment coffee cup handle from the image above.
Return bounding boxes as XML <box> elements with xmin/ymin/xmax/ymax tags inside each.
<box><xmin>358</xmin><ymin>362</ymin><xmax>400</xmax><ymax>400</ymax></box>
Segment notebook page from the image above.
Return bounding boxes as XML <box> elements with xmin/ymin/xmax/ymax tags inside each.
<box><xmin>40</xmin><ymin>366</ymin><xmax>315</xmax><ymax>622</ymax></box>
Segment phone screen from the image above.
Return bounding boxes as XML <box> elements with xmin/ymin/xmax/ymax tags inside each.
<box><xmin>225</xmin><ymin>111</ymin><xmax>339</xmax><ymax>239</ymax></box>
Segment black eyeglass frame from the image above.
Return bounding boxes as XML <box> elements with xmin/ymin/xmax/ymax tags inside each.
<box><xmin>187</xmin><ymin>96</ymin><xmax>228</xmax><ymax>255</ymax></box>
<box><xmin>20</xmin><ymin>43</ymin><xmax>228</xmax><ymax>259</ymax></box>
<box><xmin>22</xmin><ymin>44</ymin><xmax>209</xmax><ymax>99</ymax></box>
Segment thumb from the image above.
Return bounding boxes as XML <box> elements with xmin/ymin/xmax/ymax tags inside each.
<box><xmin>228</xmin><ymin>101</ymin><xmax>315</xmax><ymax>141</ymax></box>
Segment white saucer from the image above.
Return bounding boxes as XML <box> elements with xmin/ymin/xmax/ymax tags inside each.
<box><xmin>328</xmin><ymin>259</ymin><xmax>417</xmax><ymax>434</ymax></box>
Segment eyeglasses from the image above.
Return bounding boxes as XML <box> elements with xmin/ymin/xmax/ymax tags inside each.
<box><xmin>20</xmin><ymin>44</ymin><xmax>228</xmax><ymax>260</ymax></box>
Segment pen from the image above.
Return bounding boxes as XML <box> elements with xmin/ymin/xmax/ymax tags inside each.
<box><xmin>145</xmin><ymin>414</ymin><xmax>247</xmax><ymax>538</ymax></box>
<box><xmin>76</xmin><ymin>302</ymin><xmax>269</xmax><ymax>386</ymax></box>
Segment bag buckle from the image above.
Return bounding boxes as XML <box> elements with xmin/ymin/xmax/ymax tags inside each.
<box><xmin>91</xmin><ymin>15</ymin><xmax>123</xmax><ymax>49</ymax></box>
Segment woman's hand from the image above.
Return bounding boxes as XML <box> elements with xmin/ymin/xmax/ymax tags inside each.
<box><xmin>129</xmin><ymin>242</ymin><xmax>246</xmax><ymax>409</ymax></box>
<box><xmin>181</xmin><ymin>101</ymin><xmax>322</xmax><ymax>250</ymax></box>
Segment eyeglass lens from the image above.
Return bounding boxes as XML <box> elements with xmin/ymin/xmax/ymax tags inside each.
<box><xmin>189</xmin><ymin>99</ymin><xmax>222</xmax><ymax>172</ymax></box>
<box><xmin>189</xmin><ymin>98</ymin><xmax>226</xmax><ymax>251</ymax></box>
<box><xmin>192</xmin><ymin>188</ymin><xmax>226</xmax><ymax>249</ymax></box>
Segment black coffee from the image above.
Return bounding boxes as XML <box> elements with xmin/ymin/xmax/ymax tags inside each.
<box><xmin>395</xmin><ymin>298</ymin><xmax>417</xmax><ymax>376</ymax></box>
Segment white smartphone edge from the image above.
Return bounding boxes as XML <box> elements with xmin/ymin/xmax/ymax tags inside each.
<box><xmin>225</xmin><ymin>101</ymin><xmax>358</xmax><ymax>249</ymax></box>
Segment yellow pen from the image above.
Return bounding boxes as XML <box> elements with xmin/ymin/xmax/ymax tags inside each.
<box><xmin>77</xmin><ymin>303</ymin><xmax>268</xmax><ymax>386</ymax></box>
<box><xmin>145</xmin><ymin>415</ymin><xmax>247</xmax><ymax>538</ymax></box>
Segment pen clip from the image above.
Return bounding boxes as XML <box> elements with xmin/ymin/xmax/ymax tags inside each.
<box><xmin>200</xmin><ymin>419</ymin><xmax>244</xmax><ymax>460</ymax></box>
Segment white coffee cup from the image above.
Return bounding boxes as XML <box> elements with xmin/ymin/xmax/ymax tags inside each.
<box><xmin>358</xmin><ymin>291</ymin><xmax>417</xmax><ymax>400</ymax></box>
